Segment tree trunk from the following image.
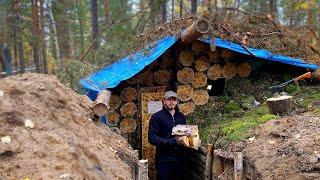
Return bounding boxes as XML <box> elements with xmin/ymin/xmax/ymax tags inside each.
<box><xmin>191</xmin><ymin>0</ymin><xmax>197</xmax><ymax>15</ymax></box>
<box><xmin>13</xmin><ymin>0</ymin><xmax>25</xmax><ymax>73</ymax></box>
<box><xmin>161</xmin><ymin>0</ymin><xmax>167</xmax><ymax>23</ymax></box>
<box><xmin>103</xmin><ymin>0</ymin><xmax>110</xmax><ymax>45</ymax></box>
<box><xmin>90</xmin><ymin>0</ymin><xmax>99</xmax><ymax>50</ymax></box>
<box><xmin>32</xmin><ymin>0</ymin><xmax>40</xmax><ymax>73</ymax></box>
<box><xmin>76</xmin><ymin>0</ymin><xmax>85</xmax><ymax>54</ymax></box>
<box><xmin>179</xmin><ymin>0</ymin><xmax>183</xmax><ymax>18</ymax></box>
<box><xmin>307</xmin><ymin>5</ymin><xmax>313</xmax><ymax>29</ymax></box>
<box><xmin>171</xmin><ymin>0</ymin><xmax>174</xmax><ymax>20</ymax></box>
<box><xmin>40</xmin><ymin>0</ymin><xmax>47</xmax><ymax>73</ymax></box>
<box><xmin>47</xmin><ymin>0</ymin><xmax>61</xmax><ymax>70</ymax></box>
<box><xmin>149</xmin><ymin>0</ymin><xmax>156</xmax><ymax>26</ymax></box>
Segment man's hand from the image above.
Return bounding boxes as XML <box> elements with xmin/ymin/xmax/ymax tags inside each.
<box><xmin>175</xmin><ymin>136</ymin><xmax>189</xmax><ymax>147</ymax></box>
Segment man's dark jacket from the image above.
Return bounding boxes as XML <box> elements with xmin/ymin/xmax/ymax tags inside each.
<box><xmin>148</xmin><ymin>107</ymin><xmax>186</xmax><ymax>162</ymax></box>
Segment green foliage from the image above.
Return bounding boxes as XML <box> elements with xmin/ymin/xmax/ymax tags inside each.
<box><xmin>285</xmin><ymin>83</ymin><xmax>301</xmax><ymax>95</ymax></box>
<box><xmin>223</xmin><ymin>101</ymin><xmax>241</xmax><ymax>113</ymax></box>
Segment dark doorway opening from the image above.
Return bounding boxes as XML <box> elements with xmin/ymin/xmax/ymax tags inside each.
<box><xmin>208</xmin><ymin>78</ymin><xmax>225</xmax><ymax>96</ymax></box>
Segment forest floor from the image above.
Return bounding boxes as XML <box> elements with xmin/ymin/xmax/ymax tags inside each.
<box><xmin>0</xmin><ymin>73</ymin><xmax>138</xmax><ymax>180</ymax></box>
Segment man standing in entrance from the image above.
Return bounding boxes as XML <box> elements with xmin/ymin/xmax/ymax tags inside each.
<box><xmin>148</xmin><ymin>90</ymin><xmax>186</xmax><ymax>180</ymax></box>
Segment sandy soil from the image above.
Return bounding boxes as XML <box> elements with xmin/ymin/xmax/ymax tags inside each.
<box><xmin>0</xmin><ymin>73</ymin><xmax>138</xmax><ymax>180</ymax></box>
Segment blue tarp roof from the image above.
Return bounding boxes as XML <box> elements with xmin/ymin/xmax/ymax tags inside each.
<box><xmin>80</xmin><ymin>35</ymin><xmax>319</xmax><ymax>96</ymax></box>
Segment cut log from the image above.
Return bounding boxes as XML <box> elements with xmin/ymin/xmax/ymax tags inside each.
<box><xmin>177</xmin><ymin>67</ymin><xmax>195</xmax><ymax>84</ymax></box>
<box><xmin>93</xmin><ymin>90</ymin><xmax>111</xmax><ymax>116</ymax></box>
<box><xmin>192</xmin><ymin>41</ymin><xmax>210</xmax><ymax>56</ymax></box>
<box><xmin>267</xmin><ymin>95</ymin><xmax>293</xmax><ymax>115</ymax></box>
<box><xmin>172</xmin><ymin>124</ymin><xmax>199</xmax><ymax>136</ymax></box>
<box><xmin>154</xmin><ymin>70</ymin><xmax>171</xmax><ymax>85</ymax></box>
<box><xmin>195</xmin><ymin>56</ymin><xmax>210</xmax><ymax>72</ymax></box>
<box><xmin>222</xmin><ymin>62</ymin><xmax>236</xmax><ymax>79</ymax></box>
<box><xmin>178</xmin><ymin>136</ymin><xmax>190</xmax><ymax>147</ymax></box>
<box><xmin>179</xmin><ymin>101</ymin><xmax>195</xmax><ymax>115</ymax></box>
<box><xmin>207</xmin><ymin>64</ymin><xmax>222</xmax><ymax>80</ymax></box>
<box><xmin>188</xmin><ymin>135</ymin><xmax>201</xmax><ymax>150</ymax></box>
<box><xmin>121</xmin><ymin>87</ymin><xmax>137</xmax><ymax>102</ymax></box>
<box><xmin>109</xmin><ymin>94</ymin><xmax>121</xmax><ymax>110</ymax></box>
<box><xmin>221</xmin><ymin>49</ymin><xmax>233</xmax><ymax>61</ymax></box>
<box><xmin>181</xmin><ymin>18</ymin><xmax>210</xmax><ymax>44</ymax></box>
<box><xmin>107</xmin><ymin>110</ymin><xmax>120</xmax><ymax>125</ymax></box>
<box><xmin>192</xmin><ymin>72</ymin><xmax>207</xmax><ymax>89</ymax></box>
<box><xmin>120</xmin><ymin>117</ymin><xmax>137</xmax><ymax>133</ymax></box>
<box><xmin>209</xmin><ymin>51</ymin><xmax>220</xmax><ymax>63</ymax></box>
<box><xmin>120</xmin><ymin>102</ymin><xmax>138</xmax><ymax>117</ymax></box>
<box><xmin>204</xmin><ymin>144</ymin><xmax>213</xmax><ymax>180</ymax></box>
<box><xmin>160</xmin><ymin>53</ymin><xmax>174</xmax><ymax>69</ymax></box>
<box><xmin>234</xmin><ymin>152</ymin><xmax>243</xmax><ymax>180</ymax></box>
<box><xmin>127</xmin><ymin>75</ymin><xmax>139</xmax><ymax>84</ymax></box>
<box><xmin>138</xmin><ymin>159</ymin><xmax>148</xmax><ymax>180</ymax></box>
<box><xmin>177</xmin><ymin>84</ymin><xmax>194</xmax><ymax>101</ymax></box>
<box><xmin>179</xmin><ymin>50</ymin><xmax>194</xmax><ymax>67</ymax></box>
<box><xmin>213</xmin><ymin>155</ymin><xmax>223</xmax><ymax>179</ymax></box>
<box><xmin>236</xmin><ymin>62</ymin><xmax>251</xmax><ymax>77</ymax></box>
<box><xmin>140</xmin><ymin>70</ymin><xmax>154</xmax><ymax>86</ymax></box>
<box><xmin>192</xmin><ymin>89</ymin><xmax>209</xmax><ymax>105</ymax></box>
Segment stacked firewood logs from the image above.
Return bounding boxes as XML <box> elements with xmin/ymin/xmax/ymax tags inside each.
<box><xmin>176</xmin><ymin>41</ymin><xmax>252</xmax><ymax>115</ymax></box>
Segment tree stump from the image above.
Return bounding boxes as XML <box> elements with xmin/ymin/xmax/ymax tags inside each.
<box><xmin>120</xmin><ymin>117</ymin><xmax>137</xmax><ymax>133</ymax></box>
<box><xmin>179</xmin><ymin>50</ymin><xmax>194</xmax><ymax>67</ymax></box>
<box><xmin>267</xmin><ymin>95</ymin><xmax>294</xmax><ymax>115</ymax></box>
<box><xmin>236</xmin><ymin>62</ymin><xmax>251</xmax><ymax>78</ymax></box>
<box><xmin>223</xmin><ymin>62</ymin><xmax>236</xmax><ymax>79</ymax></box>
<box><xmin>121</xmin><ymin>87</ymin><xmax>137</xmax><ymax>102</ymax></box>
<box><xmin>93</xmin><ymin>90</ymin><xmax>111</xmax><ymax>116</ymax></box>
<box><xmin>195</xmin><ymin>56</ymin><xmax>210</xmax><ymax>72</ymax></box>
<box><xmin>177</xmin><ymin>84</ymin><xmax>194</xmax><ymax>102</ymax></box>
<box><xmin>192</xmin><ymin>72</ymin><xmax>207</xmax><ymax>89</ymax></box>
<box><xmin>207</xmin><ymin>64</ymin><xmax>222</xmax><ymax>80</ymax></box>
<box><xmin>179</xmin><ymin>101</ymin><xmax>195</xmax><ymax>115</ymax></box>
<box><xmin>177</xmin><ymin>67</ymin><xmax>194</xmax><ymax>84</ymax></box>
<box><xmin>120</xmin><ymin>102</ymin><xmax>137</xmax><ymax>117</ymax></box>
<box><xmin>192</xmin><ymin>89</ymin><xmax>209</xmax><ymax>105</ymax></box>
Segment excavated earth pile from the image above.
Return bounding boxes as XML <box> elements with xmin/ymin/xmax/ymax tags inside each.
<box><xmin>231</xmin><ymin>113</ymin><xmax>320</xmax><ymax>179</ymax></box>
<box><xmin>0</xmin><ymin>73</ymin><xmax>138</xmax><ymax>180</ymax></box>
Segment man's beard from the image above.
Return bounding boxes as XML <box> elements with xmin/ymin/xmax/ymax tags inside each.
<box><xmin>165</xmin><ymin>104</ymin><xmax>175</xmax><ymax>110</ymax></box>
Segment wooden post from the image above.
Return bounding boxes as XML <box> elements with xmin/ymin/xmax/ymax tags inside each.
<box><xmin>212</xmin><ymin>155</ymin><xmax>223</xmax><ymax>179</ymax></box>
<box><xmin>93</xmin><ymin>90</ymin><xmax>111</xmax><ymax>116</ymax></box>
<box><xmin>181</xmin><ymin>18</ymin><xmax>210</xmax><ymax>44</ymax></box>
<box><xmin>138</xmin><ymin>159</ymin><xmax>148</xmax><ymax>180</ymax></box>
<box><xmin>204</xmin><ymin>144</ymin><xmax>213</xmax><ymax>180</ymax></box>
<box><xmin>234</xmin><ymin>152</ymin><xmax>243</xmax><ymax>180</ymax></box>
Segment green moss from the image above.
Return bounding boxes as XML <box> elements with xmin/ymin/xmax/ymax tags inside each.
<box><xmin>314</xmin><ymin>108</ymin><xmax>320</xmax><ymax>116</ymax></box>
<box><xmin>224</xmin><ymin>101</ymin><xmax>241</xmax><ymax>113</ymax></box>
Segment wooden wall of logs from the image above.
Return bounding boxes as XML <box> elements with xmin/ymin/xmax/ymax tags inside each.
<box><xmin>102</xmin><ymin>40</ymin><xmax>252</xmax><ymax>143</ymax></box>
<box><xmin>177</xmin><ymin>41</ymin><xmax>252</xmax><ymax>115</ymax></box>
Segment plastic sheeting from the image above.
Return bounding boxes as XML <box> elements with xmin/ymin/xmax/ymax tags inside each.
<box><xmin>80</xmin><ymin>35</ymin><xmax>179</xmax><ymax>97</ymax></box>
<box><xmin>201</xmin><ymin>38</ymin><xmax>319</xmax><ymax>70</ymax></box>
<box><xmin>80</xmin><ymin>35</ymin><xmax>319</xmax><ymax>97</ymax></box>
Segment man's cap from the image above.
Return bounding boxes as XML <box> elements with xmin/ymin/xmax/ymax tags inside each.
<box><xmin>164</xmin><ymin>90</ymin><xmax>177</xmax><ymax>100</ymax></box>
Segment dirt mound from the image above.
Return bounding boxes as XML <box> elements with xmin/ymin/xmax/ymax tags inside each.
<box><xmin>0</xmin><ymin>73</ymin><xmax>138</xmax><ymax>179</ymax></box>
<box><xmin>231</xmin><ymin>113</ymin><xmax>320</xmax><ymax>179</ymax></box>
